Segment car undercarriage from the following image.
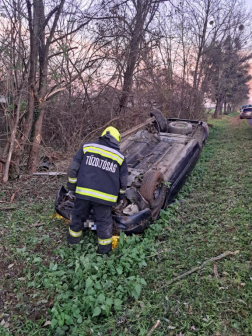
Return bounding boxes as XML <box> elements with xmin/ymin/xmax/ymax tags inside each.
<box><xmin>55</xmin><ymin>110</ymin><xmax>209</xmax><ymax>234</ymax></box>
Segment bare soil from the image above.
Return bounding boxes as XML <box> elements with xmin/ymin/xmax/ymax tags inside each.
<box><xmin>229</xmin><ymin>115</ymin><xmax>242</xmax><ymax>126</ymax></box>
<box><xmin>0</xmin><ymin>172</ymin><xmax>67</xmax><ymax>203</ymax></box>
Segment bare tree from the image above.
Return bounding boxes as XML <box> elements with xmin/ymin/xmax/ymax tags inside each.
<box><xmin>1</xmin><ymin>0</ymin><xmax>114</xmax><ymax>180</ymax></box>
<box><xmin>1</xmin><ymin>0</ymin><xmax>251</xmax><ymax>183</ymax></box>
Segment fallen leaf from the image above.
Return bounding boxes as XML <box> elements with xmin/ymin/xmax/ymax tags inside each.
<box><xmin>237</xmin><ymin>299</ymin><xmax>247</xmax><ymax>305</ymax></box>
<box><xmin>215</xmin><ymin>332</ymin><xmax>221</xmax><ymax>336</ymax></box>
<box><xmin>219</xmin><ymin>287</ymin><xmax>225</xmax><ymax>290</ymax></box>
<box><xmin>18</xmin><ymin>277</ymin><xmax>26</xmax><ymax>281</ymax></box>
<box><xmin>10</xmin><ymin>193</ymin><xmax>15</xmax><ymax>203</ymax></box>
<box><xmin>32</xmin><ymin>223</ymin><xmax>45</xmax><ymax>227</ymax></box>
<box><xmin>4</xmin><ymin>322</ymin><xmax>10</xmax><ymax>328</ymax></box>
<box><xmin>8</xmin><ymin>264</ymin><xmax>14</xmax><ymax>269</ymax></box>
<box><xmin>168</xmin><ymin>326</ymin><xmax>175</xmax><ymax>329</ymax></box>
<box><xmin>191</xmin><ymin>326</ymin><xmax>196</xmax><ymax>330</ymax></box>
<box><xmin>1</xmin><ymin>319</ymin><xmax>5</xmax><ymax>326</ymax></box>
<box><xmin>222</xmin><ymin>271</ymin><xmax>229</xmax><ymax>276</ymax></box>
<box><xmin>43</xmin><ymin>321</ymin><xmax>51</xmax><ymax>326</ymax></box>
<box><xmin>240</xmin><ymin>283</ymin><xmax>245</xmax><ymax>286</ymax></box>
<box><xmin>213</xmin><ymin>263</ymin><xmax>219</xmax><ymax>278</ymax></box>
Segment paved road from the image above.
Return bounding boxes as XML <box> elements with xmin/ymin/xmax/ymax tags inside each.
<box><xmin>246</xmin><ymin>119</ymin><xmax>252</xmax><ymax>127</ymax></box>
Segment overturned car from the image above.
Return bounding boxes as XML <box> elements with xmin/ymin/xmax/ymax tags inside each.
<box><xmin>55</xmin><ymin>110</ymin><xmax>209</xmax><ymax>235</ymax></box>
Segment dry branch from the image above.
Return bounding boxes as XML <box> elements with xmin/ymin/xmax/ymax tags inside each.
<box><xmin>146</xmin><ymin>248</ymin><xmax>171</xmax><ymax>258</ymax></box>
<box><xmin>146</xmin><ymin>320</ymin><xmax>160</xmax><ymax>336</ymax></box>
<box><xmin>10</xmin><ymin>193</ymin><xmax>15</xmax><ymax>204</ymax></box>
<box><xmin>32</xmin><ymin>172</ymin><xmax>66</xmax><ymax>176</ymax></box>
<box><xmin>82</xmin><ymin>117</ymin><xmax>120</xmax><ymax>141</ymax></box>
<box><xmin>0</xmin><ymin>206</ymin><xmax>18</xmax><ymax>210</ymax></box>
<box><xmin>213</xmin><ymin>262</ymin><xmax>219</xmax><ymax>278</ymax></box>
<box><xmin>121</xmin><ymin>117</ymin><xmax>155</xmax><ymax>138</ymax></box>
<box><xmin>157</xmin><ymin>250</ymin><xmax>239</xmax><ymax>291</ymax></box>
<box><xmin>32</xmin><ymin>223</ymin><xmax>45</xmax><ymax>227</ymax></box>
<box><xmin>0</xmin><ymin>157</ymin><xmax>16</xmax><ymax>165</ymax></box>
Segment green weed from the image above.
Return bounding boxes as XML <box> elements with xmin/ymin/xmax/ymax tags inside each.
<box><xmin>1</xmin><ymin>114</ymin><xmax>252</xmax><ymax>335</ymax></box>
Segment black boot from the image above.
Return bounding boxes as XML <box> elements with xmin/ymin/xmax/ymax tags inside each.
<box><xmin>98</xmin><ymin>243</ymin><xmax>112</xmax><ymax>255</ymax></box>
<box><xmin>67</xmin><ymin>233</ymin><xmax>80</xmax><ymax>246</ymax></box>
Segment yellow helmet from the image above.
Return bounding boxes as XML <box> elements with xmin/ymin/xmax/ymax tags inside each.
<box><xmin>101</xmin><ymin>126</ymin><xmax>121</xmax><ymax>145</ymax></box>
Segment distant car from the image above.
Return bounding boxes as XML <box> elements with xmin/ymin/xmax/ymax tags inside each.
<box><xmin>55</xmin><ymin>111</ymin><xmax>209</xmax><ymax>235</ymax></box>
<box><xmin>240</xmin><ymin>107</ymin><xmax>252</xmax><ymax>119</ymax></box>
<box><xmin>240</xmin><ymin>104</ymin><xmax>252</xmax><ymax>112</ymax></box>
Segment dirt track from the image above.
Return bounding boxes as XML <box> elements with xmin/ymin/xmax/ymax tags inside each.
<box><xmin>230</xmin><ymin>115</ymin><xmax>242</xmax><ymax>125</ymax></box>
<box><xmin>230</xmin><ymin>115</ymin><xmax>252</xmax><ymax>127</ymax></box>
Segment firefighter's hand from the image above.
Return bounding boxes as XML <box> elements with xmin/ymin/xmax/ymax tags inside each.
<box><xmin>67</xmin><ymin>190</ymin><xmax>75</xmax><ymax>200</ymax></box>
<box><xmin>117</xmin><ymin>197</ymin><xmax>124</xmax><ymax>206</ymax></box>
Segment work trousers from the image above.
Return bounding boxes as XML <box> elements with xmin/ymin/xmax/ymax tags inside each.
<box><xmin>68</xmin><ymin>197</ymin><xmax>112</xmax><ymax>254</ymax></box>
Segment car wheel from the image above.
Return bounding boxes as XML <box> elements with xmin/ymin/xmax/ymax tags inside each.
<box><xmin>140</xmin><ymin>170</ymin><xmax>167</xmax><ymax>219</ymax></box>
<box><xmin>168</xmin><ymin>121</ymin><xmax>192</xmax><ymax>135</ymax></box>
<box><xmin>150</xmin><ymin>109</ymin><xmax>168</xmax><ymax>132</ymax></box>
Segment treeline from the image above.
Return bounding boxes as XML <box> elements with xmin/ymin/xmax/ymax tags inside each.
<box><xmin>0</xmin><ymin>0</ymin><xmax>251</xmax><ymax>182</ymax></box>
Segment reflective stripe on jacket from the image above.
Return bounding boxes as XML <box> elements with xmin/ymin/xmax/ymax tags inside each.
<box><xmin>67</xmin><ymin>137</ymin><xmax>128</xmax><ymax>205</ymax></box>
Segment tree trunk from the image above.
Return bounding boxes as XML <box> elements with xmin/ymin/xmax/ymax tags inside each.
<box><xmin>224</xmin><ymin>98</ymin><xmax>227</xmax><ymax>115</ymax></box>
<box><xmin>119</xmin><ymin>33</ymin><xmax>143</xmax><ymax>114</ymax></box>
<box><xmin>219</xmin><ymin>99</ymin><xmax>223</xmax><ymax>116</ymax></box>
<box><xmin>3</xmin><ymin>94</ymin><xmax>22</xmax><ymax>183</ymax></box>
<box><xmin>118</xmin><ymin>0</ymin><xmax>154</xmax><ymax>116</ymax></box>
<box><xmin>13</xmin><ymin>0</ymin><xmax>40</xmax><ymax>169</ymax></box>
<box><xmin>188</xmin><ymin>0</ymin><xmax>210</xmax><ymax>117</ymax></box>
<box><xmin>27</xmin><ymin>108</ymin><xmax>45</xmax><ymax>173</ymax></box>
<box><xmin>14</xmin><ymin>86</ymin><xmax>35</xmax><ymax>161</ymax></box>
<box><xmin>27</xmin><ymin>0</ymin><xmax>65</xmax><ymax>173</ymax></box>
<box><xmin>213</xmin><ymin>98</ymin><xmax>219</xmax><ymax>118</ymax></box>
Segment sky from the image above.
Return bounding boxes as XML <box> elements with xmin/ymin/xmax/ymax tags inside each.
<box><xmin>245</xmin><ymin>0</ymin><xmax>252</xmax><ymax>10</ymax></box>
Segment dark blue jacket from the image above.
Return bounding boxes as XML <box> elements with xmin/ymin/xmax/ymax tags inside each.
<box><xmin>67</xmin><ymin>137</ymin><xmax>128</xmax><ymax>206</ymax></box>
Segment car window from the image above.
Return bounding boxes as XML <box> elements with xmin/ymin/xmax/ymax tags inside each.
<box><xmin>243</xmin><ymin>108</ymin><xmax>252</xmax><ymax>112</ymax></box>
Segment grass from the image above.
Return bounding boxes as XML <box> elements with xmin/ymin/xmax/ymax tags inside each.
<box><xmin>1</xmin><ymin>113</ymin><xmax>252</xmax><ymax>335</ymax></box>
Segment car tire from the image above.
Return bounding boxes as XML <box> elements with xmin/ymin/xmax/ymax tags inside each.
<box><xmin>140</xmin><ymin>170</ymin><xmax>167</xmax><ymax>219</ymax></box>
<box><xmin>168</xmin><ymin>121</ymin><xmax>192</xmax><ymax>135</ymax></box>
<box><xmin>150</xmin><ymin>109</ymin><xmax>168</xmax><ymax>132</ymax></box>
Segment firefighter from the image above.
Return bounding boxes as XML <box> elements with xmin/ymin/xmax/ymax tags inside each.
<box><xmin>67</xmin><ymin>126</ymin><xmax>128</xmax><ymax>254</ymax></box>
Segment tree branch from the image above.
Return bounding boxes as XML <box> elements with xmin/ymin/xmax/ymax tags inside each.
<box><xmin>157</xmin><ymin>250</ymin><xmax>240</xmax><ymax>291</ymax></box>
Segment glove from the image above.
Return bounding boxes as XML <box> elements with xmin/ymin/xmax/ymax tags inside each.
<box><xmin>67</xmin><ymin>190</ymin><xmax>76</xmax><ymax>200</ymax></box>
